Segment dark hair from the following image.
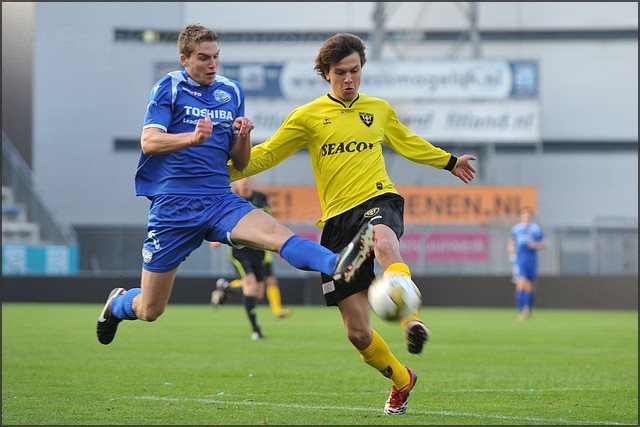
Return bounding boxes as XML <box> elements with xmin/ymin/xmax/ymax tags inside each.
<box><xmin>314</xmin><ymin>33</ymin><xmax>367</xmax><ymax>81</ymax></box>
<box><xmin>178</xmin><ymin>24</ymin><xmax>219</xmax><ymax>58</ymax></box>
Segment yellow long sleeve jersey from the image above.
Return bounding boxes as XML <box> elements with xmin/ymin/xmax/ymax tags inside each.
<box><xmin>230</xmin><ymin>93</ymin><xmax>457</xmax><ymax>226</ymax></box>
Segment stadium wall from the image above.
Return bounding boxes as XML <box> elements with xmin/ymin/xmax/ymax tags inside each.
<box><xmin>2</xmin><ymin>275</ymin><xmax>637</xmax><ymax>310</ymax></box>
<box><xmin>7</xmin><ymin>2</ymin><xmax>635</xmax><ymax>230</ymax></box>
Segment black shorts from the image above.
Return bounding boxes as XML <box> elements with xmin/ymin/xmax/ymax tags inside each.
<box><xmin>230</xmin><ymin>247</ymin><xmax>267</xmax><ymax>282</ymax></box>
<box><xmin>320</xmin><ymin>193</ymin><xmax>405</xmax><ymax>306</ymax></box>
<box><xmin>263</xmin><ymin>260</ymin><xmax>273</xmax><ymax>277</ymax></box>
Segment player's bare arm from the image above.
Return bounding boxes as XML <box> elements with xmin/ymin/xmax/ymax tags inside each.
<box><xmin>140</xmin><ymin>116</ymin><xmax>213</xmax><ymax>155</ymax></box>
<box><xmin>229</xmin><ymin>117</ymin><xmax>254</xmax><ymax>170</ymax></box>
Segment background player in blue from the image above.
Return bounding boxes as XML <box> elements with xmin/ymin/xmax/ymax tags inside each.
<box><xmin>507</xmin><ymin>207</ymin><xmax>546</xmax><ymax>321</ymax></box>
<box><xmin>96</xmin><ymin>24</ymin><xmax>374</xmax><ymax>346</ymax></box>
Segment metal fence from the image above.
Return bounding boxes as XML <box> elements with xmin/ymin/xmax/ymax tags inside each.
<box><xmin>72</xmin><ymin>220</ymin><xmax>637</xmax><ymax>278</ymax></box>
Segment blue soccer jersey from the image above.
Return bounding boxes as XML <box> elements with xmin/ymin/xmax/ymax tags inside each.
<box><xmin>511</xmin><ymin>222</ymin><xmax>545</xmax><ymax>262</ymax></box>
<box><xmin>511</xmin><ymin>222</ymin><xmax>545</xmax><ymax>281</ymax></box>
<box><xmin>136</xmin><ymin>70</ymin><xmax>244</xmax><ymax>196</ymax></box>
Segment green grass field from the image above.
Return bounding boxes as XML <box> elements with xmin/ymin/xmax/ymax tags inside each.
<box><xmin>2</xmin><ymin>303</ymin><xmax>637</xmax><ymax>425</ymax></box>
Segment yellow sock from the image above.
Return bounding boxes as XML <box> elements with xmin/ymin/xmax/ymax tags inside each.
<box><xmin>358</xmin><ymin>329</ymin><xmax>411</xmax><ymax>390</ymax></box>
<box><xmin>266</xmin><ymin>284</ymin><xmax>282</xmax><ymax>315</ymax></box>
<box><xmin>400</xmin><ymin>310</ymin><xmax>421</xmax><ymax>330</ymax></box>
<box><xmin>229</xmin><ymin>279</ymin><xmax>243</xmax><ymax>288</ymax></box>
<box><xmin>385</xmin><ymin>262</ymin><xmax>411</xmax><ymax>278</ymax></box>
<box><xmin>385</xmin><ymin>263</ymin><xmax>421</xmax><ymax>330</ymax></box>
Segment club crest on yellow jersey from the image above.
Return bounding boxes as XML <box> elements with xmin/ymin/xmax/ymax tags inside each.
<box><xmin>359</xmin><ymin>112</ymin><xmax>374</xmax><ymax>127</ymax></box>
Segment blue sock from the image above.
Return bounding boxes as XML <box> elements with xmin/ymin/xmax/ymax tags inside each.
<box><xmin>280</xmin><ymin>235</ymin><xmax>337</xmax><ymax>276</ymax></box>
<box><xmin>110</xmin><ymin>288</ymin><xmax>141</xmax><ymax>320</ymax></box>
<box><xmin>515</xmin><ymin>290</ymin><xmax>525</xmax><ymax>312</ymax></box>
<box><xmin>526</xmin><ymin>291</ymin><xmax>535</xmax><ymax>311</ymax></box>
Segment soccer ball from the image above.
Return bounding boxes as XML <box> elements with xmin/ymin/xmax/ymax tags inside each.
<box><xmin>367</xmin><ymin>274</ymin><xmax>422</xmax><ymax>321</ymax></box>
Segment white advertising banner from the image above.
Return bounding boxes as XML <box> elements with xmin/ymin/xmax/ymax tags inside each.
<box><xmin>245</xmin><ymin>99</ymin><xmax>541</xmax><ymax>143</ymax></box>
<box><xmin>281</xmin><ymin>60</ymin><xmax>538</xmax><ymax>100</ymax></box>
<box><xmin>220</xmin><ymin>60</ymin><xmax>538</xmax><ymax>101</ymax></box>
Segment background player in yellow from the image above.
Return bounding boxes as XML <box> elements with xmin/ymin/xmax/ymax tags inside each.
<box><xmin>229</xmin><ymin>33</ymin><xmax>477</xmax><ymax>414</ymax></box>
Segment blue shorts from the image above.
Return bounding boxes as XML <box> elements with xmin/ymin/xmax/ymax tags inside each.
<box><xmin>142</xmin><ymin>193</ymin><xmax>255</xmax><ymax>272</ymax></box>
<box><xmin>513</xmin><ymin>258</ymin><xmax>537</xmax><ymax>282</ymax></box>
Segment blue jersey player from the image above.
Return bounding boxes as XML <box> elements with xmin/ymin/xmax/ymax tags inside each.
<box><xmin>96</xmin><ymin>24</ymin><xmax>375</xmax><ymax>345</ymax></box>
<box><xmin>507</xmin><ymin>207</ymin><xmax>546</xmax><ymax>321</ymax></box>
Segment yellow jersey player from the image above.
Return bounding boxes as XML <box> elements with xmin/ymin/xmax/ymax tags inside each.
<box><xmin>230</xmin><ymin>33</ymin><xmax>476</xmax><ymax>414</ymax></box>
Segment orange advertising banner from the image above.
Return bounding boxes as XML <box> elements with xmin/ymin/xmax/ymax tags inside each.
<box><xmin>400</xmin><ymin>185</ymin><xmax>538</xmax><ymax>224</ymax></box>
<box><xmin>259</xmin><ymin>186</ymin><xmax>537</xmax><ymax>225</ymax></box>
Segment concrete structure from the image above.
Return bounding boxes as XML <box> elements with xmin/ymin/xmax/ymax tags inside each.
<box><xmin>2</xmin><ymin>2</ymin><xmax>637</xmax><ymax>277</ymax></box>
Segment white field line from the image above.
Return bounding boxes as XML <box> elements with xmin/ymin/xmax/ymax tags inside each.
<box><xmin>126</xmin><ymin>395</ymin><xmax>629</xmax><ymax>425</ymax></box>
<box><xmin>206</xmin><ymin>387</ymin><xmax>602</xmax><ymax>396</ymax></box>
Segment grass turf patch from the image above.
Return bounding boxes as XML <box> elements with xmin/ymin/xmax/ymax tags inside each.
<box><xmin>2</xmin><ymin>303</ymin><xmax>637</xmax><ymax>425</ymax></box>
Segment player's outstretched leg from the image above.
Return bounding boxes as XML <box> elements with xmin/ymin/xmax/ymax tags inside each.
<box><xmin>332</xmin><ymin>222</ymin><xmax>375</xmax><ymax>283</ymax></box>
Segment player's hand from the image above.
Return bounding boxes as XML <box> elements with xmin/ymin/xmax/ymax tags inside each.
<box><xmin>233</xmin><ymin>117</ymin><xmax>254</xmax><ymax>137</ymax></box>
<box><xmin>194</xmin><ymin>116</ymin><xmax>214</xmax><ymax>145</ymax></box>
<box><xmin>451</xmin><ymin>154</ymin><xmax>477</xmax><ymax>184</ymax></box>
<box><xmin>210</xmin><ymin>241</ymin><xmax>222</xmax><ymax>248</ymax></box>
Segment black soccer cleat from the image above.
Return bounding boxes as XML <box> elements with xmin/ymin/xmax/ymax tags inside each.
<box><xmin>332</xmin><ymin>222</ymin><xmax>375</xmax><ymax>283</ymax></box>
<box><xmin>405</xmin><ymin>321</ymin><xmax>431</xmax><ymax>355</ymax></box>
<box><xmin>96</xmin><ymin>287</ymin><xmax>126</xmax><ymax>345</ymax></box>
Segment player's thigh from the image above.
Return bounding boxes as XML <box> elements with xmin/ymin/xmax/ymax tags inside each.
<box><xmin>230</xmin><ymin>209</ymin><xmax>294</xmax><ymax>251</ymax></box>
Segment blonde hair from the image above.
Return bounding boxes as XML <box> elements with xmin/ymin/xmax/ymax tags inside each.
<box><xmin>177</xmin><ymin>24</ymin><xmax>219</xmax><ymax>58</ymax></box>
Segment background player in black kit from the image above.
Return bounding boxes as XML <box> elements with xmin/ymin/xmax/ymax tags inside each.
<box><xmin>211</xmin><ymin>177</ymin><xmax>293</xmax><ymax>340</ymax></box>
